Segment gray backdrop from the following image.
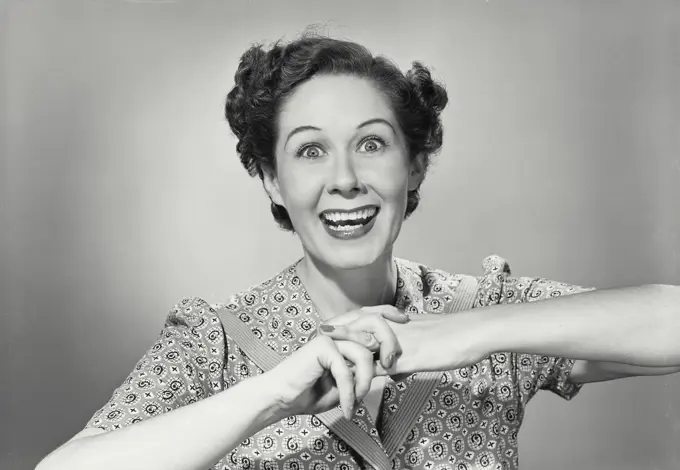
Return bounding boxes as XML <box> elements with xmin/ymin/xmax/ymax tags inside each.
<box><xmin>2</xmin><ymin>1</ymin><xmax>679</xmax><ymax>469</ymax></box>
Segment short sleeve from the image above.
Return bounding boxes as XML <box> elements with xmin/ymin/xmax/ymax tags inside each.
<box><xmin>517</xmin><ymin>277</ymin><xmax>595</xmax><ymax>402</ymax></box>
<box><xmin>476</xmin><ymin>255</ymin><xmax>595</xmax><ymax>404</ymax></box>
<box><xmin>85</xmin><ymin>297</ymin><xmax>228</xmax><ymax>431</ymax></box>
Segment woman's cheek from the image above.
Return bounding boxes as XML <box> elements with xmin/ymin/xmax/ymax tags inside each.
<box><xmin>281</xmin><ymin>170</ymin><xmax>324</xmax><ymax>209</ymax></box>
<box><xmin>362</xmin><ymin>165</ymin><xmax>409</xmax><ymax>198</ymax></box>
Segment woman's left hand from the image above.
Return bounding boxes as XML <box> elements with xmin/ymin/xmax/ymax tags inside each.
<box><xmin>316</xmin><ymin>305</ymin><xmax>409</xmax><ymax>373</ymax></box>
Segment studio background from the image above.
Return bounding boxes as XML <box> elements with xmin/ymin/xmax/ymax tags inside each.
<box><xmin>2</xmin><ymin>1</ymin><xmax>679</xmax><ymax>469</ymax></box>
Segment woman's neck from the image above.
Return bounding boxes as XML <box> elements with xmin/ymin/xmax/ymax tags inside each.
<box><xmin>297</xmin><ymin>253</ymin><xmax>398</xmax><ymax>320</ymax></box>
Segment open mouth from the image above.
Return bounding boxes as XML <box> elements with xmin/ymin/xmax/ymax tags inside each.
<box><xmin>319</xmin><ymin>206</ymin><xmax>379</xmax><ymax>233</ymax></box>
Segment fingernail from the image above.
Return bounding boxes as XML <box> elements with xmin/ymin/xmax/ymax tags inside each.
<box><xmin>387</xmin><ymin>352</ymin><xmax>395</xmax><ymax>368</ymax></box>
<box><xmin>320</xmin><ymin>325</ymin><xmax>335</xmax><ymax>333</ymax></box>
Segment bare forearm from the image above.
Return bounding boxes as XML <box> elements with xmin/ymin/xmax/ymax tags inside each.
<box><xmin>399</xmin><ymin>283</ymin><xmax>680</xmax><ymax>373</ymax></box>
<box><xmin>481</xmin><ymin>284</ymin><xmax>680</xmax><ymax>366</ymax></box>
<box><xmin>37</xmin><ymin>374</ymin><xmax>283</xmax><ymax>470</ymax></box>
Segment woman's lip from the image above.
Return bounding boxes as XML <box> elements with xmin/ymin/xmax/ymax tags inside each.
<box><xmin>321</xmin><ymin>209</ymin><xmax>378</xmax><ymax>240</ymax></box>
<box><xmin>318</xmin><ymin>207</ymin><xmax>380</xmax><ymax>225</ymax></box>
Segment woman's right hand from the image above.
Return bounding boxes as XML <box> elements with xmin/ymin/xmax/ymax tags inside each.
<box><xmin>263</xmin><ymin>335</ymin><xmax>377</xmax><ymax>421</ymax></box>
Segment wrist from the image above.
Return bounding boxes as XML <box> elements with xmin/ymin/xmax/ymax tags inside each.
<box><xmin>392</xmin><ymin>316</ymin><xmax>455</xmax><ymax>373</ymax></box>
<box><xmin>394</xmin><ymin>312</ymin><xmax>494</xmax><ymax>373</ymax></box>
<box><xmin>229</xmin><ymin>373</ymin><xmax>288</xmax><ymax>428</ymax></box>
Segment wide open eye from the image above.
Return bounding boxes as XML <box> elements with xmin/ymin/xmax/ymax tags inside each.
<box><xmin>296</xmin><ymin>144</ymin><xmax>326</xmax><ymax>159</ymax></box>
<box><xmin>358</xmin><ymin>136</ymin><xmax>387</xmax><ymax>153</ymax></box>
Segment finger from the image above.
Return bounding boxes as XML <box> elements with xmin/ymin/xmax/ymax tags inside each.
<box><xmin>350</xmin><ymin>361</ymin><xmax>393</xmax><ymax>378</ymax></box>
<box><xmin>320</xmin><ymin>325</ymin><xmax>379</xmax><ymax>351</ymax></box>
<box><xmin>372</xmin><ymin>360</ymin><xmax>390</xmax><ymax>377</ymax></box>
<box><xmin>335</xmin><ymin>340</ymin><xmax>375</xmax><ymax>402</ymax></box>
<box><xmin>317</xmin><ymin>337</ymin><xmax>356</xmax><ymax>420</ymax></box>
<box><xmin>320</xmin><ymin>318</ymin><xmax>401</xmax><ymax>369</ymax></box>
<box><xmin>362</xmin><ymin>305</ymin><xmax>410</xmax><ymax>324</ymax></box>
<box><xmin>347</xmin><ymin>316</ymin><xmax>402</xmax><ymax>370</ymax></box>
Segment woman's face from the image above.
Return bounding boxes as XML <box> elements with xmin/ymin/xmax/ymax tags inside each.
<box><xmin>265</xmin><ymin>74</ymin><xmax>424</xmax><ymax>270</ymax></box>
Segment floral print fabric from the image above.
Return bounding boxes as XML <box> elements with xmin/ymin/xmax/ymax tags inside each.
<box><xmin>86</xmin><ymin>255</ymin><xmax>593</xmax><ymax>469</ymax></box>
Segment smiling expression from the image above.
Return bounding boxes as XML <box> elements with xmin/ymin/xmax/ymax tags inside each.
<box><xmin>264</xmin><ymin>74</ymin><xmax>424</xmax><ymax>270</ymax></box>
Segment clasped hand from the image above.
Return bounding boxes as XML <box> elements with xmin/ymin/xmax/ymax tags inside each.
<box><xmin>265</xmin><ymin>305</ymin><xmax>409</xmax><ymax>420</ymax></box>
<box><xmin>315</xmin><ymin>305</ymin><xmax>409</xmax><ymax>371</ymax></box>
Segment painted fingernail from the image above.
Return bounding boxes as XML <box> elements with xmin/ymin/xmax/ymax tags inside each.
<box><xmin>320</xmin><ymin>325</ymin><xmax>335</xmax><ymax>332</ymax></box>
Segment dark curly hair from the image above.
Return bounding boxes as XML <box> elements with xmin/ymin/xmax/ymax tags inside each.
<box><xmin>225</xmin><ymin>34</ymin><xmax>448</xmax><ymax>232</ymax></box>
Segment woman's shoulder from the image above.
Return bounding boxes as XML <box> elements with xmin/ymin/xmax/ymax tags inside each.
<box><xmin>162</xmin><ymin>262</ymin><xmax>300</xmax><ymax>329</ymax></box>
<box><xmin>397</xmin><ymin>254</ymin><xmax>594</xmax><ymax>308</ymax></box>
<box><xmin>397</xmin><ymin>254</ymin><xmax>511</xmax><ymax>278</ymax></box>
<box><xmin>394</xmin><ymin>257</ymin><xmax>480</xmax><ymax>313</ymax></box>
<box><xmin>395</xmin><ymin>254</ymin><xmax>507</xmax><ymax>289</ymax></box>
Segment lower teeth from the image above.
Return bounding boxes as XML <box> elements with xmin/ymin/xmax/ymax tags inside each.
<box><xmin>328</xmin><ymin>223</ymin><xmax>363</xmax><ymax>232</ymax></box>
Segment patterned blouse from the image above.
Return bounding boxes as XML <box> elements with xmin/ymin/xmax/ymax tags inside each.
<box><xmin>86</xmin><ymin>255</ymin><xmax>594</xmax><ymax>470</ymax></box>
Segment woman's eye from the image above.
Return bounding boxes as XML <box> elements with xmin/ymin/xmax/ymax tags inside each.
<box><xmin>298</xmin><ymin>145</ymin><xmax>325</xmax><ymax>159</ymax></box>
<box><xmin>359</xmin><ymin>137</ymin><xmax>385</xmax><ymax>153</ymax></box>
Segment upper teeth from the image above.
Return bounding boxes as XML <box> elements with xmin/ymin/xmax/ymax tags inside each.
<box><xmin>323</xmin><ymin>208</ymin><xmax>377</xmax><ymax>222</ymax></box>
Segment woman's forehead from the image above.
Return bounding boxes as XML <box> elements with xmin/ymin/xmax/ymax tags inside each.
<box><xmin>278</xmin><ymin>75</ymin><xmax>398</xmax><ymax>133</ymax></box>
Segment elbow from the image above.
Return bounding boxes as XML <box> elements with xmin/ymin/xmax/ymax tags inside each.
<box><xmin>35</xmin><ymin>456</ymin><xmax>53</xmax><ymax>470</ymax></box>
<box><xmin>34</xmin><ymin>443</ymin><xmax>77</xmax><ymax>470</ymax></box>
<box><xmin>35</xmin><ymin>452</ymin><xmax>75</xmax><ymax>470</ymax></box>
<box><xmin>35</xmin><ymin>450</ymin><xmax>64</xmax><ymax>470</ymax></box>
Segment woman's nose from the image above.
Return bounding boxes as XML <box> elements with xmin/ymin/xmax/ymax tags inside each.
<box><xmin>326</xmin><ymin>154</ymin><xmax>365</xmax><ymax>196</ymax></box>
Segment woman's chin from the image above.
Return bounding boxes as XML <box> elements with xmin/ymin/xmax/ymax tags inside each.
<box><xmin>299</xmin><ymin>221</ymin><xmax>395</xmax><ymax>270</ymax></box>
<box><xmin>317</xmin><ymin>243</ymin><xmax>390</xmax><ymax>271</ymax></box>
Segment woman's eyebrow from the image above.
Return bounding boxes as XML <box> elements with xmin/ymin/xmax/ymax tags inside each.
<box><xmin>284</xmin><ymin>125</ymin><xmax>321</xmax><ymax>149</ymax></box>
<box><xmin>283</xmin><ymin>118</ymin><xmax>394</xmax><ymax>149</ymax></box>
<box><xmin>356</xmin><ymin>118</ymin><xmax>395</xmax><ymax>133</ymax></box>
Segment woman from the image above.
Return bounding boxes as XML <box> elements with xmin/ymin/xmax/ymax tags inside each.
<box><xmin>37</xmin><ymin>34</ymin><xmax>680</xmax><ymax>470</ymax></box>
